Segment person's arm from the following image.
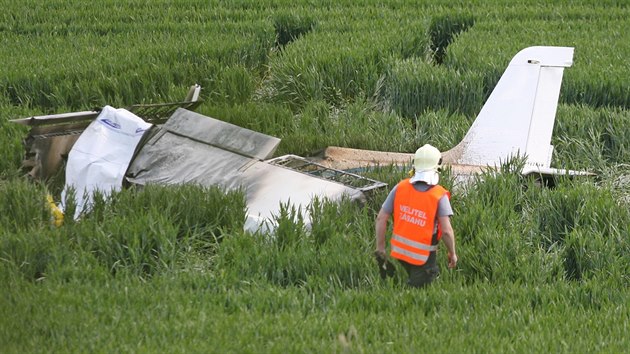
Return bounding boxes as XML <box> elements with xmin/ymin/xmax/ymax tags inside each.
<box><xmin>375</xmin><ymin>209</ymin><xmax>391</xmax><ymax>258</ymax></box>
<box><xmin>438</xmin><ymin>215</ymin><xmax>457</xmax><ymax>268</ymax></box>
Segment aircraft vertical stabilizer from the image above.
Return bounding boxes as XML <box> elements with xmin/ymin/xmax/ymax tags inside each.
<box><xmin>443</xmin><ymin>46</ymin><xmax>574</xmax><ymax>169</ymax></box>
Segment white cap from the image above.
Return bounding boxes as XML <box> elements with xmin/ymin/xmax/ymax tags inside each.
<box><xmin>409</xmin><ymin>144</ymin><xmax>441</xmax><ymax>185</ymax></box>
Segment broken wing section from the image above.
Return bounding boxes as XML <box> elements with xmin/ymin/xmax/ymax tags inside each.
<box><xmin>11</xmin><ymin>84</ymin><xmax>203</xmax><ymax>181</ymax></box>
<box><xmin>12</xmin><ymin>111</ymin><xmax>99</xmax><ymax>181</ymax></box>
<box><xmin>126</xmin><ymin>109</ymin><xmax>382</xmax><ymax>232</ymax></box>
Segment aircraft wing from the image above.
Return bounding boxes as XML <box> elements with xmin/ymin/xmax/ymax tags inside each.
<box><xmin>126</xmin><ymin>109</ymin><xmax>387</xmax><ymax>232</ymax></box>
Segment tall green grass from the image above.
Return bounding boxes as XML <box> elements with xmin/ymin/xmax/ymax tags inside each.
<box><xmin>1</xmin><ymin>183</ymin><xmax>246</xmax><ymax>281</ymax></box>
<box><xmin>554</xmin><ymin>104</ymin><xmax>630</xmax><ymax>169</ymax></box>
<box><xmin>453</xmin><ymin>166</ymin><xmax>629</xmax><ymax>286</ymax></box>
<box><xmin>0</xmin><ymin>2</ymin><xmax>275</xmax><ymax>111</ymax></box>
<box><xmin>215</xmin><ymin>197</ymin><xmax>378</xmax><ymax>289</ymax></box>
<box><xmin>446</xmin><ymin>15</ymin><xmax>630</xmax><ymax>110</ymax></box>
<box><xmin>381</xmin><ymin>57</ymin><xmax>485</xmax><ymax>118</ymax></box>
<box><xmin>2</xmin><ymin>0</ymin><xmax>630</xmax><ymax>352</ymax></box>
<box><xmin>261</xmin><ymin>9</ymin><xmax>429</xmax><ymax>110</ymax></box>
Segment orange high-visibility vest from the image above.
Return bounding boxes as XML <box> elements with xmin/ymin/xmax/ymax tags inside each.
<box><xmin>390</xmin><ymin>179</ymin><xmax>449</xmax><ymax>265</ymax></box>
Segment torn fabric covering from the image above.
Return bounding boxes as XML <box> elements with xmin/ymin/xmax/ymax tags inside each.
<box><xmin>61</xmin><ymin>106</ymin><xmax>152</xmax><ymax>219</ymax></box>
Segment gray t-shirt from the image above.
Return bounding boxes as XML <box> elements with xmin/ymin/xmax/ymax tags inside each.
<box><xmin>381</xmin><ymin>181</ymin><xmax>453</xmax><ymax>217</ymax></box>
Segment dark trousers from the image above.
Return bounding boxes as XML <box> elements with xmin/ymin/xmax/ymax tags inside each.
<box><xmin>399</xmin><ymin>260</ymin><xmax>440</xmax><ymax>288</ymax></box>
<box><xmin>376</xmin><ymin>256</ymin><xmax>439</xmax><ymax>288</ymax></box>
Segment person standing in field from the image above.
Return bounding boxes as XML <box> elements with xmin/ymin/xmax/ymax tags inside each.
<box><xmin>374</xmin><ymin>144</ymin><xmax>457</xmax><ymax>288</ymax></box>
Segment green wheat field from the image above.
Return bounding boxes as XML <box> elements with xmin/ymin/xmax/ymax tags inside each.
<box><xmin>1</xmin><ymin>1</ymin><xmax>629</xmax><ymax>352</ymax></box>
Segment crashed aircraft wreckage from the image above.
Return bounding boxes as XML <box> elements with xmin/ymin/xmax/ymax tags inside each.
<box><xmin>13</xmin><ymin>85</ymin><xmax>386</xmax><ymax>232</ymax></box>
<box><xmin>12</xmin><ymin>46</ymin><xmax>590</xmax><ymax>232</ymax></box>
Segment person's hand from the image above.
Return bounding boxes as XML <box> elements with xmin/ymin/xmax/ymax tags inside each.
<box><xmin>447</xmin><ymin>252</ymin><xmax>458</xmax><ymax>269</ymax></box>
<box><xmin>374</xmin><ymin>249</ymin><xmax>387</xmax><ymax>260</ymax></box>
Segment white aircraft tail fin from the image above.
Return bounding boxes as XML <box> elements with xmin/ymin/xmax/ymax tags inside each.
<box><xmin>443</xmin><ymin>46</ymin><xmax>574</xmax><ymax>169</ymax></box>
